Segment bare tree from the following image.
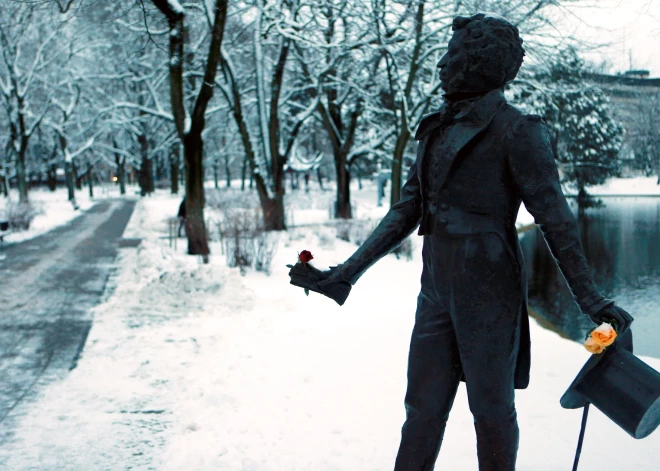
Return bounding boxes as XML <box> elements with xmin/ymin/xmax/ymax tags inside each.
<box><xmin>216</xmin><ymin>0</ymin><xmax>318</xmax><ymax>230</ymax></box>
<box><xmin>149</xmin><ymin>0</ymin><xmax>229</xmax><ymax>258</ymax></box>
<box><xmin>0</xmin><ymin>4</ymin><xmax>64</xmax><ymax>202</ymax></box>
<box><xmin>289</xmin><ymin>0</ymin><xmax>392</xmax><ymax>219</ymax></box>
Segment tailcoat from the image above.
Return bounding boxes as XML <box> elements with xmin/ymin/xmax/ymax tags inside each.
<box><xmin>339</xmin><ymin>88</ymin><xmax>612</xmax><ymax>389</ymax></box>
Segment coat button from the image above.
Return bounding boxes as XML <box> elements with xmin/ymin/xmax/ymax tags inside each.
<box><xmin>438</xmin><ymin>217</ymin><xmax>448</xmax><ymax>225</ymax></box>
<box><xmin>440</xmin><ymin>203</ymin><xmax>449</xmax><ymax>211</ymax></box>
<box><xmin>442</xmin><ymin>190</ymin><xmax>450</xmax><ymax>197</ymax></box>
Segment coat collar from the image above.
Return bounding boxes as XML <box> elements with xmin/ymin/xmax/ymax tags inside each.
<box><xmin>414</xmin><ymin>87</ymin><xmax>506</xmax><ymax>141</ymax></box>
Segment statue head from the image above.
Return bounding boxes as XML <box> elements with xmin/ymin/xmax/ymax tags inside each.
<box><xmin>438</xmin><ymin>13</ymin><xmax>525</xmax><ymax>97</ymax></box>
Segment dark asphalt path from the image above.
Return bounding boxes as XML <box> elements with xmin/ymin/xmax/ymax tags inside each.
<box><xmin>0</xmin><ymin>199</ymin><xmax>137</xmax><ymax>445</ymax></box>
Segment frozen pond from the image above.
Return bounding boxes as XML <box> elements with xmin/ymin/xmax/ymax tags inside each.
<box><xmin>520</xmin><ymin>196</ymin><xmax>660</xmax><ymax>358</ymax></box>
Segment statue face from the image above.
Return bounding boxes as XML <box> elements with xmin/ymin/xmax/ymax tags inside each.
<box><xmin>438</xmin><ymin>28</ymin><xmax>490</xmax><ymax>96</ymax></box>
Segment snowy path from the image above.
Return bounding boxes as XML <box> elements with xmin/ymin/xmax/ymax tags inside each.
<box><xmin>0</xmin><ymin>199</ymin><xmax>136</xmax><ymax>451</ymax></box>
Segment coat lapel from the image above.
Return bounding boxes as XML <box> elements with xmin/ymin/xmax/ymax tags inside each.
<box><xmin>414</xmin><ymin>88</ymin><xmax>506</xmax><ymax>191</ymax></box>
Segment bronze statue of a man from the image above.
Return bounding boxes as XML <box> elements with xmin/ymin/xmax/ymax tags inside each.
<box><xmin>289</xmin><ymin>12</ymin><xmax>633</xmax><ymax>471</ymax></box>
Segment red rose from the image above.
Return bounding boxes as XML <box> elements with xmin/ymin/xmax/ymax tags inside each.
<box><xmin>298</xmin><ymin>250</ymin><xmax>314</xmax><ymax>263</ymax></box>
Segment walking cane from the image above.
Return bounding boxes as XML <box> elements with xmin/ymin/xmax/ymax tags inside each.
<box><xmin>562</xmin><ymin>328</ymin><xmax>660</xmax><ymax>470</ymax></box>
<box><xmin>571</xmin><ymin>404</ymin><xmax>589</xmax><ymax>471</ymax></box>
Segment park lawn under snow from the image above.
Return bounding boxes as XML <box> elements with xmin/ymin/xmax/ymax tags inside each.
<box><xmin>1</xmin><ymin>186</ymin><xmax>659</xmax><ymax>471</ymax></box>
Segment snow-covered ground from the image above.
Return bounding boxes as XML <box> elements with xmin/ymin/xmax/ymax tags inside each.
<box><xmin>0</xmin><ymin>184</ymin><xmax>133</xmax><ymax>245</ymax></box>
<box><xmin>580</xmin><ymin>176</ymin><xmax>660</xmax><ymax>196</ymax></box>
<box><xmin>1</xmin><ymin>186</ymin><xmax>658</xmax><ymax>470</ymax></box>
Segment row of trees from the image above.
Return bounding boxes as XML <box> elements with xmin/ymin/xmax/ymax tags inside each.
<box><xmin>1</xmin><ymin>0</ymin><xmax>646</xmax><ymax>259</ymax></box>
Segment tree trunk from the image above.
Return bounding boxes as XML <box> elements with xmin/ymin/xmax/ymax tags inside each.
<box><xmin>16</xmin><ymin>151</ymin><xmax>28</xmax><ymax>203</ymax></box>
<box><xmin>65</xmin><ymin>161</ymin><xmax>75</xmax><ymax>201</ymax></box>
<box><xmin>0</xmin><ymin>170</ymin><xmax>7</xmax><ymax>197</ymax></box>
<box><xmin>334</xmin><ymin>155</ymin><xmax>351</xmax><ymax>218</ymax></box>
<box><xmin>113</xmin><ymin>142</ymin><xmax>127</xmax><ymax>196</ymax></box>
<box><xmin>183</xmin><ymin>132</ymin><xmax>210</xmax><ymax>257</ymax></box>
<box><xmin>118</xmin><ymin>158</ymin><xmax>126</xmax><ymax>195</ymax></box>
<box><xmin>225</xmin><ymin>157</ymin><xmax>231</xmax><ymax>188</ymax></box>
<box><xmin>138</xmin><ymin>133</ymin><xmax>154</xmax><ymax>196</ymax></box>
<box><xmin>88</xmin><ymin>163</ymin><xmax>94</xmax><ymax>199</ymax></box>
<box><xmin>213</xmin><ymin>160</ymin><xmax>219</xmax><ymax>189</ymax></box>
<box><xmin>74</xmin><ymin>163</ymin><xmax>82</xmax><ymax>190</ymax></box>
<box><xmin>241</xmin><ymin>156</ymin><xmax>247</xmax><ymax>191</ymax></box>
<box><xmin>317</xmin><ymin>167</ymin><xmax>324</xmax><ymax>190</ymax></box>
<box><xmin>390</xmin><ymin>130</ymin><xmax>409</xmax><ymax>206</ymax></box>
<box><xmin>170</xmin><ymin>146</ymin><xmax>179</xmax><ymax>194</ymax></box>
<box><xmin>154</xmin><ymin>155</ymin><xmax>163</xmax><ymax>182</ymax></box>
<box><xmin>180</xmin><ymin>157</ymin><xmax>185</xmax><ymax>189</ymax></box>
<box><xmin>262</xmin><ymin>193</ymin><xmax>286</xmax><ymax>231</ymax></box>
<box><xmin>47</xmin><ymin>164</ymin><xmax>57</xmax><ymax>191</ymax></box>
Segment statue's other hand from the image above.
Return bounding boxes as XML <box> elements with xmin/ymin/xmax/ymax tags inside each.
<box><xmin>588</xmin><ymin>304</ymin><xmax>634</xmax><ymax>334</ymax></box>
<box><xmin>287</xmin><ymin>263</ymin><xmax>352</xmax><ymax>306</ymax></box>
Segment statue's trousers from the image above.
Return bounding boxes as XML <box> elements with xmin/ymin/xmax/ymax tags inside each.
<box><xmin>394</xmin><ymin>231</ymin><xmax>523</xmax><ymax>471</ymax></box>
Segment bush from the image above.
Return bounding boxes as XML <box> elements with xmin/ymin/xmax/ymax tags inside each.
<box><xmin>254</xmin><ymin>230</ymin><xmax>279</xmax><ymax>274</ymax></box>
<box><xmin>4</xmin><ymin>200</ymin><xmax>40</xmax><ymax>231</ymax></box>
<box><xmin>206</xmin><ymin>188</ymin><xmax>259</xmax><ymax>213</ymax></box>
<box><xmin>350</xmin><ymin>220</ymin><xmax>377</xmax><ymax>246</ymax></box>
<box><xmin>333</xmin><ymin>218</ymin><xmax>414</xmax><ymax>261</ymax></box>
<box><xmin>335</xmin><ymin>220</ymin><xmax>351</xmax><ymax>242</ymax></box>
<box><xmin>154</xmin><ymin>179</ymin><xmax>171</xmax><ymax>190</ymax></box>
<box><xmin>392</xmin><ymin>235</ymin><xmax>414</xmax><ymax>261</ymax></box>
<box><xmin>316</xmin><ymin>226</ymin><xmax>336</xmax><ymax>249</ymax></box>
<box><xmin>334</xmin><ymin>219</ymin><xmax>377</xmax><ymax>245</ymax></box>
<box><xmin>218</xmin><ymin>206</ymin><xmax>278</xmax><ymax>275</ymax></box>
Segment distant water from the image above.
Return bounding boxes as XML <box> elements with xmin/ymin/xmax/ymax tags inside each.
<box><xmin>519</xmin><ymin>197</ymin><xmax>660</xmax><ymax>358</ymax></box>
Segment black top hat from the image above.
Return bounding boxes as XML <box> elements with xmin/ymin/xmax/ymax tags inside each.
<box><xmin>561</xmin><ymin>329</ymin><xmax>660</xmax><ymax>439</ymax></box>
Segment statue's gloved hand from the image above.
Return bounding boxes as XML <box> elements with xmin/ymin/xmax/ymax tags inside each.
<box><xmin>587</xmin><ymin>303</ymin><xmax>634</xmax><ymax>334</ymax></box>
<box><xmin>286</xmin><ymin>263</ymin><xmax>352</xmax><ymax>306</ymax></box>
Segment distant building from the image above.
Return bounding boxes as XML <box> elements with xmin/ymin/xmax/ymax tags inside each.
<box><xmin>624</xmin><ymin>69</ymin><xmax>650</xmax><ymax>79</ymax></box>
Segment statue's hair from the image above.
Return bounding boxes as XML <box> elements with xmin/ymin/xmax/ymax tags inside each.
<box><xmin>452</xmin><ymin>13</ymin><xmax>525</xmax><ymax>87</ymax></box>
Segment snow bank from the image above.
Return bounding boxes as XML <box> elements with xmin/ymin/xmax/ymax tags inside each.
<box><xmin>579</xmin><ymin>176</ymin><xmax>660</xmax><ymax>196</ymax></box>
<box><xmin>1</xmin><ymin>189</ymin><xmax>658</xmax><ymax>470</ymax></box>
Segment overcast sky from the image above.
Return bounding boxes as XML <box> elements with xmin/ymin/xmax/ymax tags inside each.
<box><xmin>555</xmin><ymin>0</ymin><xmax>660</xmax><ymax>76</ymax></box>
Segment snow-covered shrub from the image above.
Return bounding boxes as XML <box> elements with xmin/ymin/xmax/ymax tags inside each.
<box><xmin>392</xmin><ymin>235</ymin><xmax>414</xmax><ymax>261</ymax></box>
<box><xmin>335</xmin><ymin>219</ymin><xmax>378</xmax><ymax>245</ymax></box>
<box><xmin>253</xmin><ymin>231</ymin><xmax>279</xmax><ymax>275</ymax></box>
<box><xmin>317</xmin><ymin>226</ymin><xmax>335</xmax><ymax>249</ymax></box>
<box><xmin>219</xmin><ymin>206</ymin><xmax>278</xmax><ymax>275</ymax></box>
<box><xmin>154</xmin><ymin>179</ymin><xmax>170</xmax><ymax>190</ymax></box>
<box><xmin>206</xmin><ymin>188</ymin><xmax>259</xmax><ymax>213</ymax></box>
<box><xmin>335</xmin><ymin>220</ymin><xmax>351</xmax><ymax>242</ymax></box>
<box><xmin>219</xmin><ymin>208</ymin><xmax>258</xmax><ymax>275</ymax></box>
<box><xmin>350</xmin><ymin>220</ymin><xmax>377</xmax><ymax>246</ymax></box>
<box><xmin>5</xmin><ymin>199</ymin><xmax>40</xmax><ymax>231</ymax></box>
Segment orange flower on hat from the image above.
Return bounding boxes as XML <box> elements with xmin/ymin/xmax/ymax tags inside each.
<box><xmin>584</xmin><ymin>336</ymin><xmax>606</xmax><ymax>354</ymax></box>
<box><xmin>583</xmin><ymin>322</ymin><xmax>617</xmax><ymax>354</ymax></box>
<box><xmin>591</xmin><ymin>322</ymin><xmax>617</xmax><ymax>347</ymax></box>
